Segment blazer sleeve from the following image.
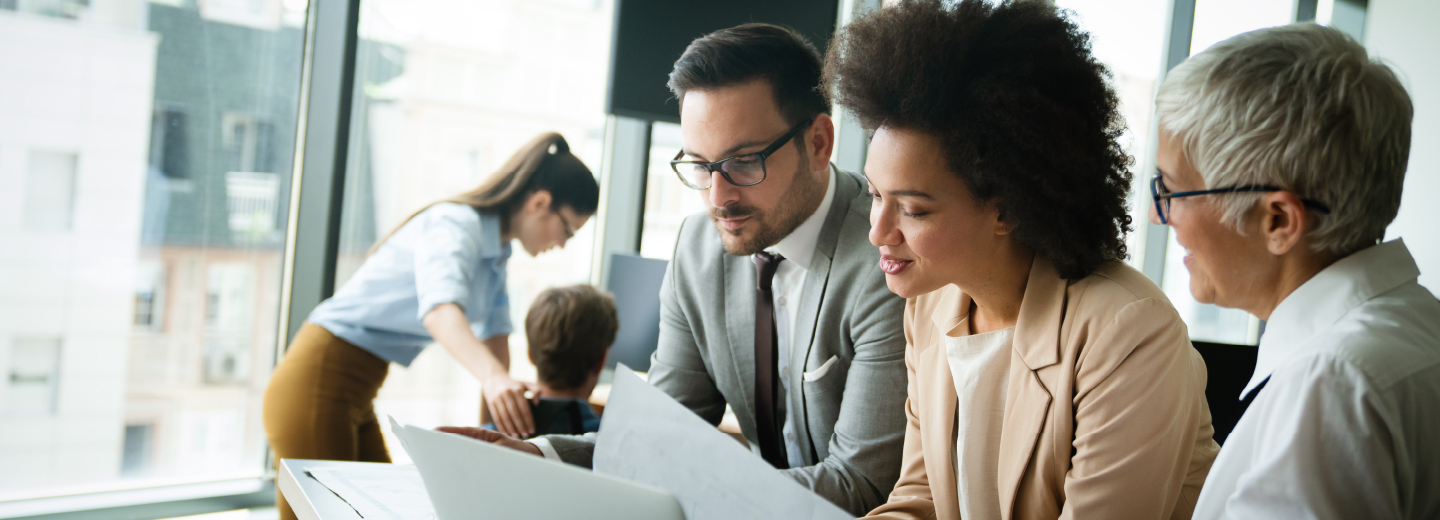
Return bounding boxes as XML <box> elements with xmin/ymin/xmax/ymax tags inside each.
<box><xmin>782</xmin><ymin>264</ymin><xmax>909</xmax><ymax>516</ymax></box>
<box><xmin>864</xmin><ymin>297</ymin><xmax>938</xmax><ymax>520</ymax></box>
<box><xmin>1060</xmin><ymin>297</ymin><xmax>1213</xmax><ymax>520</ymax></box>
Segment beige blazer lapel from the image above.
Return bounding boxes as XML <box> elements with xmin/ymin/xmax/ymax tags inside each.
<box><xmin>997</xmin><ymin>257</ymin><xmax>1067</xmax><ymax>520</ymax></box>
<box><xmin>922</xmin><ymin>285</ymin><xmax>970</xmax><ymax>517</ymax></box>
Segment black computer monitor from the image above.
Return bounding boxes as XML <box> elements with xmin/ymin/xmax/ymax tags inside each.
<box><xmin>604</xmin><ymin>254</ymin><xmax>669</xmax><ymax>371</ymax></box>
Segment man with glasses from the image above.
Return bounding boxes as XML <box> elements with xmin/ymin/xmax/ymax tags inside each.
<box><xmin>463</xmin><ymin>23</ymin><xmax>908</xmax><ymax>515</ymax></box>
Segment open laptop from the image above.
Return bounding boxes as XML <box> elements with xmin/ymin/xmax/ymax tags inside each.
<box><xmin>389</xmin><ymin>417</ymin><xmax>685</xmax><ymax>520</ymax></box>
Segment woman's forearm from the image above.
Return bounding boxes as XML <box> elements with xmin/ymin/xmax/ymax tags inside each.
<box><xmin>424</xmin><ymin>303</ymin><xmax>509</xmax><ymax>380</ymax></box>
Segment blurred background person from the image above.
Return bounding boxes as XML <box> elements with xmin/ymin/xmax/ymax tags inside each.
<box><xmin>460</xmin><ymin>284</ymin><xmax>616</xmax><ymax>437</ymax></box>
<box><xmin>263</xmin><ymin>132</ymin><xmax>598</xmax><ymax>520</ymax></box>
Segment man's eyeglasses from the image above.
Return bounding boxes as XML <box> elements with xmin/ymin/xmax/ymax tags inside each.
<box><xmin>670</xmin><ymin>119</ymin><xmax>812</xmax><ymax>190</ymax></box>
<box><xmin>1150</xmin><ymin>171</ymin><xmax>1331</xmax><ymax>225</ymax></box>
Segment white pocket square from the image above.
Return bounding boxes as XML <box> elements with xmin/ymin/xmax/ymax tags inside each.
<box><xmin>802</xmin><ymin>355</ymin><xmax>839</xmax><ymax>382</ymax></box>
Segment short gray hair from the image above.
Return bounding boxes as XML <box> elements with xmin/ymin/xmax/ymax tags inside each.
<box><xmin>1156</xmin><ymin>23</ymin><xmax>1412</xmax><ymax>256</ymax></box>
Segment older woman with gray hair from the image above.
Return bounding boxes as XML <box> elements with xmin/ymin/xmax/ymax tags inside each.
<box><xmin>1151</xmin><ymin>23</ymin><xmax>1440</xmax><ymax>519</ymax></box>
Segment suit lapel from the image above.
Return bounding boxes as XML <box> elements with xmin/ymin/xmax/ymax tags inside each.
<box><xmin>997</xmin><ymin>256</ymin><xmax>1067</xmax><ymax>520</ymax></box>
<box><xmin>788</xmin><ymin>255</ymin><xmax>829</xmax><ymax>462</ymax></box>
<box><xmin>791</xmin><ymin>169</ymin><xmax>857</xmax><ymax>375</ymax></box>
<box><xmin>921</xmin><ymin>285</ymin><xmax>968</xmax><ymax>514</ymax></box>
<box><xmin>998</xmin><ymin>369</ymin><xmax>1052</xmax><ymax>520</ymax></box>
<box><xmin>788</xmin><ymin>169</ymin><xmax>860</xmax><ymax>462</ymax></box>
<box><xmin>925</xmin><ymin>334</ymin><xmax>961</xmax><ymax>514</ymax></box>
<box><xmin>724</xmin><ymin>250</ymin><xmax>758</xmax><ymax>428</ymax></box>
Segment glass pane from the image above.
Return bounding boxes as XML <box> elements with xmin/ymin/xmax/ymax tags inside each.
<box><xmin>1190</xmin><ymin>0</ymin><xmax>1295</xmax><ymax>56</ymax></box>
<box><xmin>1054</xmin><ymin>0</ymin><xmax>1171</xmax><ymax>272</ymax></box>
<box><xmin>1154</xmin><ymin>0</ymin><xmax>1294</xmax><ymax>344</ymax></box>
<box><xmin>640</xmin><ymin>121</ymin><xmax>708</xmax><ymax>260</ymax></box>
<box><xmin>0</xmin><ymin>0</ymin><xmax>305</xmax><ymax>500</ymax></box>
<box><xmin>332</xmin><ymin>0</ymin><xmax>615</xmax><ymax>463</ymax></box>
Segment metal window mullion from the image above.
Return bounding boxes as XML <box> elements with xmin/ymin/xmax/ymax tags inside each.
<box><xmin>591</xmin><ymin>115</ymin><xmax>651</xmax><ymax>287</ymax></box>
<box><xmin>276</xmin><ymin>0</ymin><xmax>364</xmax><ymax>352</ymax></box>
<box><xmin>1140</xmin><ymin>0</ymin><xmax>1197</xmax><ymax>284</ymax></box>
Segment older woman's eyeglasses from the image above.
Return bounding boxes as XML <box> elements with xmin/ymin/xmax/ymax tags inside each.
<box><xmin>1150</xmin><ymin>171</ymin><xmax>1331</xmax><ymax>225</ymax></box>
<box><xmin>670</xmin><ymin>119</ymin><xmax>812</xmax><ymax>190</ymax></box>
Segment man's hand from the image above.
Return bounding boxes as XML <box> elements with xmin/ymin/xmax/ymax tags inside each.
<box><xmin>435</xmin><ymin>426</ymin><xmax>543</xmax><ymax>457</ymax></box>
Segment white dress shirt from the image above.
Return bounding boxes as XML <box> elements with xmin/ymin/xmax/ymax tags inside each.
<box><xmin>944</xmin><ymin>324</ymin><xmax>1012</xmax><ymax>520</ymax></box>
<box><xmin>1193</xmin><ymin>239</ymin><xmax>1440</xmax><ymax>520</ymax></box>
<box><xmin>533</xmin><ymin>166</ymin><xmax>838</xmax><ymax>464</ymax></box>
<box><xmin>764</xmin><ymin>165</ymin><xmax>837</xmax><ymax>468</ymax></box>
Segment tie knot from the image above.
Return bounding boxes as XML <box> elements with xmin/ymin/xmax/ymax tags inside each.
<box><xmin>753</xmin><ymin>251</ymin><xmax>785</xmax><ymax>290</ymax></box>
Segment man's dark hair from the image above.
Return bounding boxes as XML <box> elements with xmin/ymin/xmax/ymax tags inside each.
<box><xmin>825</xmin><ymin>0</ymin><xmax>1134</xmax><ymax>280</ymax></box>
<box><xmin>668</xmin><ymin>23</ymin><xmax>831</xmax><ymax>127</ymax></box>
<box><xmin>525</xmin><ymin>285</ymin><xmax>618</xmax><ymax>390</ymax></box>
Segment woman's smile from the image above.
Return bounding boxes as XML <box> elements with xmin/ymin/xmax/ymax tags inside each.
<box><xmin>879</xmin><ymin>254</ymin><xmax>913</xmax><ymax>275</ymax></box>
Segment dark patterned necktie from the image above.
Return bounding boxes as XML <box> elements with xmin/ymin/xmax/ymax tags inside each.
<box><xmin>753</xmin><ymin>251</ymin><xmax>787</xmax><ymax>469</ymax></box>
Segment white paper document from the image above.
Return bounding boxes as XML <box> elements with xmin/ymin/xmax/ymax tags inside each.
<box><xmin>594</xmin><ymin>365</ymin><xmax>853</xmax><ymax>520</ymax></box>
<box><xmin>308</xmin><ymin>465</ymin><xmax>436</xmax><ymax>520</ymax></box>
<box><xmin>389</xmin><ymin>417</ymin><xmax>683</xmax><ymax>520</ymax></box>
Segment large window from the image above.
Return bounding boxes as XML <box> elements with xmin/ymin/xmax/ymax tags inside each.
<box><xmin>1054</xmin><ymin>0</ymin><xmax>1171</xmax><ymax>274</ymax></box>
<box><xmin>639</xmin><ymin>122</ymin><xmax>707</xmax><ymax>260</ymax></box>
<box><xmin>331</xmin><ymin>0</ymin><xmax>616</xmax><ymax>464</ymax></box>
<box><xmin>0</xmin><ymin>0</ymin><xmax>305</xmax><ymax>502</ymax></box>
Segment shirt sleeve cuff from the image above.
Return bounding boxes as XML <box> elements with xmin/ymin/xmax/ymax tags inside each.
<box><xmin>528</xmin><ymin>437</ymin><xmax>562</xmax><ymax>461</ymax></box>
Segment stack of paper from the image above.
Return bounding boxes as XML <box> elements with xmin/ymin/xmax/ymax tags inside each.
<box><xmin>594</xmin><ymin>365</ymin><xmax>853</xmax><ymax>520</ymax></box>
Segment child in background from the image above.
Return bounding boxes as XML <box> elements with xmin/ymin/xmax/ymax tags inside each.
<box><xmin>483</xmin><ymin>284</ymin><xmax>617</xmax><ymax>436</ymax></box>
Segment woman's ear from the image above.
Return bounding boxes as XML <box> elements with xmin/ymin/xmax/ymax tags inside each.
<box><xmin>991</xmin><ymin>204</ymin><xmax>1015</xmax><ymax>236</ymax></box>
<box><xmin>1260</xmin><ymin>191</ymin><xmax>1308</xmax><ymax>256</ymax></box>
<box><xmin>524</xmin><ymin>190</ymin><xmax>553</xmax><ymax>215</ymax></box>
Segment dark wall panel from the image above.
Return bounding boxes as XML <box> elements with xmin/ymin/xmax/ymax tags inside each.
<box><xmin>607</xmin><ymin>0</ymin><xmax>839</xmax><ymax>123</ymax></box>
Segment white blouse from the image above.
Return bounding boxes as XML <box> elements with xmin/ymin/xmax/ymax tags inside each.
<box><xmin>1193</xmin><ymin>239</ymin><xmax>1440</xmax><ymax>519</ymax></box>
<box><xmin>944</xmin><ymin>323</ymin><xmax>1014</xmax><ymax>520</ymax></box>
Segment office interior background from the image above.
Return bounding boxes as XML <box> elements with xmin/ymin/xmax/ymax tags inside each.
<box><xmin>0</xmin><ymin>0</ymin><xmax>1434</xmax><ymax>518</ymax></box>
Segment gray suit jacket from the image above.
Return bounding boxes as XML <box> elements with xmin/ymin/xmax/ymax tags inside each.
<box><xmin>543</xmin><ymin>169</ymin><xmax>908</xmax><ymax>515</ymax></box>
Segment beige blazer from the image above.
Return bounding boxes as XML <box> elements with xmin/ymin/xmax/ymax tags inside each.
<box><xmin>866</xmin><ymin>257</ymin><xmax>1219</xmax><ymax>520</ymax></box>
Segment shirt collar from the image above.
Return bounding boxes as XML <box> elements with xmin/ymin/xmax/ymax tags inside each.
<box><xmin>1244</xmin><ymin>239</ymin><xmax>1419</xmax><ymax>398</ymax></box>
<box><xmin>762</xmin><ymin>165</ymin><xmax>838</xmax><ymax>271</ymax></box>
<box><xmin>476</xmin><ymin>211</ymin><xmax>509</xmax><ymax>259</ymax></box>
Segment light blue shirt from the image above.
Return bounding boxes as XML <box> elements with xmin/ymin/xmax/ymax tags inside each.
<box><xmin>308</xmin><ymin>203</ymin><xmax>513</xmax><ymax>366</ymax></box>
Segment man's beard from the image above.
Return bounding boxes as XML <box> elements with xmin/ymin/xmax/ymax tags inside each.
<box><xmin>711</xmin><ymin>159</ymin><xmax>825</xmax><ymax>256</ymax></box>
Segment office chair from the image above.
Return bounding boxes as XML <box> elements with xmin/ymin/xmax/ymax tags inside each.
<box><xmin>1192</xmin><ymin>341</ymin><xmax>1260</xmax><ymax>445</ymax></box>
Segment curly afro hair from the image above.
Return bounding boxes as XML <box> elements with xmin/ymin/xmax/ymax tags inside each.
<box><xmin>824</xmin><ymin>0</ymin><xmax>1134</xmax><ymax>280</ymax></box>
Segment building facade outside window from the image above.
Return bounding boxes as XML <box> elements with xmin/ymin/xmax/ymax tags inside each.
<box><xmin>0</xmin><ymin>0</ymin><xmax>306</xmax><ymax>501</ymax></box>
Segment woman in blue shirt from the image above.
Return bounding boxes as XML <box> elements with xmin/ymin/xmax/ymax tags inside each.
<box><xmin>263</xmin><ymin>133</ymin><xmax>597</xmax><ymax>520</ymax></box>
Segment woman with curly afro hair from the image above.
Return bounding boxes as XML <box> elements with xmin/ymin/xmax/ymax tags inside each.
<box><xmin>825</xmin><ymin>1</ymin><xmax>1219</xmax><ymax>519</ymax></box>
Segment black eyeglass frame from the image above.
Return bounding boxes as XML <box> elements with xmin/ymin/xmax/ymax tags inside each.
<box><xmin>669</xmin><ymin>119</ymin><xmax>813</xmax><ymax>190</ymax></box>
<box><xmin>1150</xmin><ymin>171</ymin><xmax>1331</xmax><ymax>225</ymax></box>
